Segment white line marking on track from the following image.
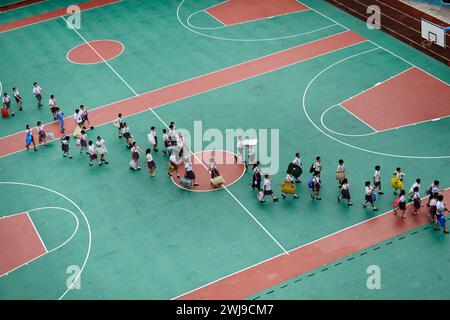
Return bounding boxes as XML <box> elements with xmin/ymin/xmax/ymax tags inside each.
<box><xmin>26</xmin><ymin>211</ymin><xmax>48</xmax><ymax>253</ymax></box>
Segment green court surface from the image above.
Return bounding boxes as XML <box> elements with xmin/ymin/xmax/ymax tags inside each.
<box><xmin>0</xmin><ymin>0</ymin><xmax>449</xmax><ymax>300</ymax></box>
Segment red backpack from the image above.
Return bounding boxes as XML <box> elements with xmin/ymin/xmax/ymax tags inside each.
<box><xmin>1</xmin><ymin>108</ymin><xmax>8</xmax><ymax>117</ymax></box>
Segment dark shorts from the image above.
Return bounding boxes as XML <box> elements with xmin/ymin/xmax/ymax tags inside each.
<box><xmin>413</xmin><ymin>199</ymin><xmax>421</xmax><ymax>209</ymax></box>
<box><xmin>264</xmin><ymin>190</ymin><xmax>273</xmax><ymax>195</ymax></box>
<box><xmin>50</xmin><ymin>106</ymin><xmax>57</xmax><ymax>114</ymax></box>
<box><xmin>81</xmin><ymin>139</ymin><xmax>87</xmax><ymax>148</ymax></box>
<box><xmin>35</xmin><ymin>94</ymin><xmax>42</xmax><ymax>100</ymax></box>
<box><xmin>313</xmin><ymin>183</ymin><xmax>321</xmax><ymax>192</ymax></box>
<box><xmin>62</xmin><ymin>144</ymin><xmax>69</xmax><ymax>152</ymax></box>
<box><xmin>374</xmin><ymin>181</ymin><xmax>381</xmax><ymax>188</ymax></box>
<box><xmin>430</xmin><ymin>206</ymin><xmax>437</xmax><ymax>217</ymax></box>
<box><xmin>365</xmin><ymin>194</ymin><xmax>373</xmax><ymax>203</ymax></box>
<box><xmin>148</xmin><ymin>160</ymin><xmax>156</xmax><ymax>169</ymax></box>
<box><xmin>90</xmin><ymin>154</ymin><xmax>97</xmax><ymax>161</ymax></box>
<box><xmin>341</xmin><ymin>189</ymin><xmax>351</xmax><ymax>199</ymax></box>
<box><xmin>132</xmin><ymin>152</ymin><xmax>139</xmax><ymax>161</ymax></box>
<box><xmin>185</xmin><ymin>170</ymin><xmax>195</xmax><ymax>180</ymax></box>
<box><xmin>399</xmin><ymin>201</ymin><xmax>406</xmax><ymax>210</ymax></box>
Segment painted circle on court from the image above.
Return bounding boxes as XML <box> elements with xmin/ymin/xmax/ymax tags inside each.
<box><xmin>171</xmin><ymin>150</ymin><xmax>246</xmax><ymax>192</ymax></box>
<box><xmin>67</xmin><ymin>40</ymin><xmax>124</xmax><ymax>64</ymax></box>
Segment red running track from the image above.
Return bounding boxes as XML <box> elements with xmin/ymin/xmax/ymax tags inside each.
<box><xmin>176</xmin><ymin>189</ymin><xmax>450</xmax><ymax>300</ymax></box>
<box><xmin>206</xmin><ymin>0</ymin><xmax>309</xmax><ymax>25</ymax></box>
<box><xmin>0</xmin><ymin>0</ymin><xmax>120</xmax><ymax>33</ymax></box>
<box><xmin>0</xmin><ymin>0</ymin><xmax>46</xmax><ymax>13</ymax></box>
<box><xmin>0</xmin><ymin>30</ymin><xmax>365</xmax><ymax>157</ymax></box>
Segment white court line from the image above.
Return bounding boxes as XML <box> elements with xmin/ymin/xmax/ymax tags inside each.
<box><xmin>26</xmin><ymin>211</ymin><xmax>48</xmax><ymax>253</ymax></box>
<box><xmin>178</xmin><ymin>0</ymin><xmax>340</xmax><ymax>42</ymax></box>
<box><xmin>0</xmin><ymin>181</ymin><xmax>91</xmax><ymax>300</ymax></box>
<box><xmin>0</xmin><ymin>0</ymin><xmax>122</xmax><ymax>34</ymax></box>
<box><xmin>338</xmin><ymin>104</ymin><xmax>378</xmax><ymax>132</ymax></box>
<box><xmin>0</xmin><ymin>207</ymin><xmax>80</xmax><ymax>278</ymax></box>
<box><xmin>320</xmin><ymin>105</ymin><xmax>377</xmax><ymax>137</ymax></box>
<box><xmin>62</xmin><ymin>17</ymin><xmax>290</xmax><ymax>255</ymax></box>
<box><xmin>66</xmin><ymin>39</ymin><xmax>125</xmax><ymax>65</ymax></box>
<box><xmin>172</xmin><ymin>187</ymin><xmax>450</xmax><ymax>300</ymax></box>
<box><xmin>339</xmin><ymin>66</ymin><xmax>415</xmax><ymax>105</ymax></box>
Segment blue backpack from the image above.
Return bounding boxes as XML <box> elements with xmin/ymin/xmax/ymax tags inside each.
<box><xmin>308</xmin><ymin>179</ymin><xmax>314</xmax><ymax>188</ymax></box>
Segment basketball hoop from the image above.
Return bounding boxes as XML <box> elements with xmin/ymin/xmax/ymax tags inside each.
<box><xmin>421</xmin><ymin>38</ymin><xmax>435</xmax><ymax>49</ymax></box>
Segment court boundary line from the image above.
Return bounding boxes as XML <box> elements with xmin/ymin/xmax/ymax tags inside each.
<box><xmin>177</xmin><ymin>0</ymin><xmax>341</xmax><ymax>42</ymax></box>
<box><xmin>320</xmin><ymin>105</ymin><xmax>377</xmax><ymax>137</ymax></box>
<box><xmin>62</xmin><ymin>16</ymin><xmax>290</xmax><ymax>255</ymax></box>
<box><xmin>66</xmin><ymin>39</ymin><xmax>125</xmax><ymax>65</ymax></box>
<box><xmin>26</xmin><ymin>211</ymin><xmax>48</xmax><ymax>253</ymax></box>
<box><xmin>0</xmin><ymin>207</ymin><xmax>80</xmax><ymax>279</ymax></box>
<box><xmin>0</xmin><ymin>0</ymin><xmax>122</xmax><ymax>34</ymax></box>
<box><xmin>172</xmin><ymin>187</ymin><xmax>449</xmax><ymax>300</ymax></box>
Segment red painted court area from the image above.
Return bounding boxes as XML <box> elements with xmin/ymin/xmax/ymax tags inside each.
<box><xmin>172</xmin><ymin>151</ymin><xmax>246</xmax><ymax>191</ymax></box>
<box><xmin>177</xmin><ymin>189</ymin><xmax>450</xmax><ymax>300</ymax></box>
<box><xmin>0</xmin><ymin>31</ymin><xmax>365</xmax><ymax>157</ymax></box>
<box><xmin>67</xmin><ymin>40</ymin><xmax>124</xmax><ymax>64</ymax></box>
<box><xmin>341</xmin><ymin>67</ymin><xmax>450</xmax><ymax>131</ymax></box>
<box><xmin>0</xmin><ymin>213</ymin><xmax>47</xmax><ymax>276</ymax></box>
<box><xmin>206</xmin><ymin>0</ymin><xmax>309</xmax><ymax>25</ymax></box>
<box><xmin>0</xmin><ymin>0</ymin><xmax>120</xmax><ymax>33</ymax></box>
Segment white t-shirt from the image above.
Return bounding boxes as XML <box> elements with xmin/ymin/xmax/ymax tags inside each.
<box><xmin>37</xmin><ymin>125</ymin><xmax>45</xmax><ymax>133</ymax></box>
<box><xmin>49</xmin><ymin>98</ymin><xmax>56</xmax><ymax>107</ymax></box>
<box><xmin>88</xmin><ymin>145</ymin><xmax>96</xmax><ymax>155</ymax></box>
<box><xmin>430</xmin><ymin>184</ymin><xmax>439</xmax><ymax>195</ymax></box>
<box><xmin>413</xmin><ymin>191</ymin><xmax>420</xmax><ymax>200</ymax></box>
<box><xmin>2</xmin><ymin>95</ymin><xmax>11</xmax><ymax>103</ymax></box>
<box><xmin>341</xmin><ymin>183</ymin><xmax>349</xmax><ymax>191</ymax></box>
<box><xmin>96</xmin><ymin>139</ymin><xmax>105</xmax><ymax>148</ymax></box>
<box><xmin>169</xmin><ymin>154</ymin><xmax>177</xmax><ymax>164</ymax></box>
<box><xmin>33</xmin><ymin>86</ymin><xmax>42</xmax><ymax>95</ymax></box>
<box><xmin>74</xmin><ymin>112</ymin><xmax>83</xmax><ymax>124</ymax></box>
<box><xmin>409</xmin><ymin>182</ymin><xmax>420</xmax><ymax>194</ymax></box>
<box><xmin>185</xmin><ymin>162</ymin><xmax>192</xmax><ymax>172</ymax></box>
<box><xmin>292</xmin><ymin>156</ymin><xmax>301</xmax><ymax>166</ymax></box>
<box><xmin>336</xmin><ymin>164</ymin><xmax>345</xmax><ymax>173</ymax></box>
<box><xmin>285</xmin><ymin>174</ymin><xmax>294</xmax><ymax>183</ymax></box>
<box><xmin>365</xmin><ymin>186</ymin><xmax>373</xmax><ymax>195</ymax></box>
<box><xmin>131</xmin><ymin>146</ymin><xmax>140</xmax><ymax>154</ymax></box>
<box><xmin>313</xmin><ymin>161</ymin><xmax>322</xmax><ymax>172</ymax></box>
<box><xmin>13</xmin><ymin>89</ymin><xmax>21</xmax><ymax>98</ymax></box>
<box><xmin>436</xmin><ymin>201</ymin><xmax>445</xmax><ymax>214</ymax></box>
<box><xmin>122</xmin><ymin>126</ymin><xmax>129</xmax><ymax>134</ymax></box>
<box><xmin>399</xmin><ymin>195</ymin><xmax>406</xmax><ymax>203</ymax></box>
<box><xmin>374</xmin><ymin>170</ymin><xmax>381</xmax><ymax>183</ymax></box>
<box><xmin>146</xmin><ymin>153</ymin><xmax>153</xmax><ymax>162</ymax></box>
<box><xmin>263</xmin><ymin>178</ymin><xmax>272</xmax><ymax>191</ymax></box>
<box><xmin>429</xmin><ymin>198</ymin><xmax>437</xmax><ymax>208</ymax></box>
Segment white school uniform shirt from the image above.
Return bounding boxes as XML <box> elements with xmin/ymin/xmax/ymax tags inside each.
<box><xmin>430</xmin><ymin>184</ymin><xmax>439</xmax><ymax>195</ymax></box>
<box><xmin>336</xmin><ymin>164</ymin><xmax>345</xmax><ymax>173</ymax></box>
<box><xmin>37</xmin><ymin>125</ymin><xmax>45</xmax><ymax>133</ymax></box>
<box><xmin>151</xmin><ymin>130</ymin><xmax>157</xmax><ymax>138</ymax></box>
<box><xmin>185</xmin><ymin>162</ymin><xmax>193</xmax><ymax>172</ymax></box>
<box><xmin>399</xmin><ymin>195</ymin><xmax>406</xmax><ymax>203</ymax></box>
<box><xmin>74</xmin><ymin>112</ymin><xmax>83</xmax><ymax>124</ymax></box>
<box><xmin>263</xmin><ymin>178</ymin><xmax>272</xmax><ymax>191</ymax></box>
<box><xmin>2</xmin><ymin>94</ymin><xmax>11</xmax><ymax>104</ymax></box>
<box><xmin>365</xmin><ymin>186</ymin><xmax>373</xmax><ymax>195</ymax></box>
<box><xmin>177</xmin><ymin>136</ymin><xmax>184</xmax><ymax>149</ymax></box>
<box><xmin>285</xmin><ymin>174</ymin><xmax>294</xmax><ymax>183</ymax></box>
<box><xmin>32</xmin><ymin>86</ymin><xmax>42</xmax><ymax>95</ymax></box>
<box><xmin>409</xmin><ymin>182</ymin><xmax>420</xmax><ymax>194</ymax></box>
<box><xmin>49</xmin><ymin>98</ymin><xmax>56</xmax><ymax>108</ymax></box>
<box><xmin>341</xmin><ymin>183</ymin><xmax>349</xmax><ymax>191</ymax></box>
<box><xmin>26</xmin><ymin>128</ymin><xmax>33</xmax><ymax>136</ymax></box>
<box><xmin>292</xmin><ymin>156</ymin><xmax>302</xmax><ymax>167</ymax></box>
<box><xmin>80</xmin><ymin>133</ymin><xmax>87</xmax><ymax>142</ymax></box>
<box><xmin>131</xmin><ymin>145</ymin><xmax>141</xmax><ymax>154</ymax></box>
<box><xmin>436</xmin><ymin>201</ymin><xmax>445</xmax><ymax>214</ymax></box>
<box><xmin>169</xmin><ymin>154</ymin><xmax>177</xmax><ymax>164</ymax></box>
<box><xmin>88</xmin><ymin>144</ymin><xmax>96</xmax><ymax>155</ymax></box>
<box><xmin>96</xmin><ymin>139</ymin><xmax>105</xmax><ymax>148</ymax></box>
<box><xmin>13</xmin><ymin>89</ymin><xmax>21</xmax><ymax>98</ymax></box>
<box><xmin>122</xmin><ymin>126</ymin><xmax>129</xmax><ymax>134</ymax></box>
<box><xmin>429</xmin><ymin>198</ymin><xmax>437</xmax><ymax>207</ymax></box>
<box><xmin>146</xmin><ymin>153</ymin><xmax>153</xmax><ymax>162</ymax></box>
<box><xmin>163</xmin><ymin>133</ymin><xmax>170</xmax><ymax>142</ymax></box>
<box><xmin>373</xmin><ymin>170</ymin><xmax>381</xmax><ymax>183</ymax></box>
<box><xmin>413</xmin><ymin>191</ymin><xmax>420</xmax><ymax>200</ymax></box>
<box><xmin>313</xmin><ymin>161</ymin><xmax>322</xmax><ymax>172</ymax></box>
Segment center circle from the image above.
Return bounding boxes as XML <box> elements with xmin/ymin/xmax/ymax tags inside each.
<box><xmin>171</xmin><ymin>150</ymin><xmax>246</xmax><ymax>192</ymax></box>
<box><xmin>67</xmin><ymin>40</ymin><xmax>124</xmax><ymax>64</ymax></box>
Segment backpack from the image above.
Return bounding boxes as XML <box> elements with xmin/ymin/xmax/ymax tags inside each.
<box><xmin>308</xmin><ymin>179</ymin><xmax>314</xmax><ymax>188</ymax></box>
<box><xmin>309</xmin><ymin>163</ymin><xmax>314</xmax><ymax>173</ymax></box>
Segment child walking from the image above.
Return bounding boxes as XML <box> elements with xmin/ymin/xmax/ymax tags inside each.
<box><xmin>55</xmin><ymin>108</ymin><xmax>65</xmax><ymax>133</ymax></box>
<box><xmin>338</xmin><ymin>178</ymin><xmax>352</xmax><ymax>206</ymax></box>
<box><xmin>114</xmin><ymin>113</ymin><xmax>124</xmax><ymax>138</ymax></box>
<box><xmin>25</xmin><ymin>125</ymin><xmax>37</xmax><ymax>151</ymax></box>
<box><xmin>88</xmin><ymin>141</ymin><xmax>99</xmax><ymax>166</ymax></box>
<box><xmin>411</xmin><ymin>186</ymin><xmax>421</xmax><ymax>215</ymax></box>
<box><xmin>95</xmin><ymin>136</ymin><xmax>108</xmax><ymax>165</ymax></box>
<box><xmin>80</xmin><ymin>105</ymin><xmax>94</xmax><ymax>130</ymax></box>
<box><xmin>61</xmin><ymin>136</ymin><xmax>72</xmax><ymax>158</ymax></box>
<box><xmin>310</xmin><ymin>172</ymin><xmax>322</xmax><ymax>200</ymax></box>
<box><xmin>184</xmin><ymin>158</ymin><xmax>199</xmax><ymax>186</ymax></box>
<box><xmin>429</xmin><ymin>193</ymin><xmax>437</xmax><ymax>222</ymax></box>
<box><xmin>336</xmin><ymin>159</ymin><xmax>347</xmax><ymax>187</ymax></box>
<box><xmin>409</xmin><ymin>178</ymin><xmax>421</xmax><ymax>201</ymax></box>
<box><xmin>373</xmin><ymin>165</ymin><xmax>384</xmax><ymax>195</ymax></box>
<box><xmin>162</xmin><ymin>128</ymin><xmax>170</xmax><ymax>154</ymax></box>
<box><xmin>149</xmin><ymin>126</ymin><xmax>158</xmax><ymax>152</ymax></box>
<box><xmin>130</xmin><ymin>142</ymin><xmax>143</xmax><ymax>170</ymax></box>
<box><xmin>13</xmin><ymin>87</ymin><xmax>23</xmax><ymax>111</ymax></box>
<box><xmin>259</xmin><ymin>175</ymin><xmax>278</xmax><ymax>203</ymax></box>
<box><xmin>281</xmin><ymin>173</ymin><xmax>299</xmax><ymax>199</ymax></box>
<box><xmin>393</xmin><ymin>190</ymin><xmax>407</xmax><ymax>217</ymax></box>
<box><xmin>3</xmin><ymin>92</ymin><xmax>14</xmax><ymax>116</ymax></box>
<box><xmin>363</xmin><ymin>181</ymin><xmax>378</xmax><ymax>211</ymax></box>
<box><xmin>32</xmin><ymin>82</ymin><xmax>43</xmax><ymax>108</ymax></box>
<box><xmin>434</xmin><ymin>195</ymin><xmax>449</xmax><ymax>233</ymax></box>
<box><xmin>79</xmin><ymin>130</ymin><xmax>88</xmax><ymax>154</ymax></box>
<box><xmin>145</xmin><ymin>148</ymin><xmax>156</xmax><ymax>176</ymax></box>
<box><xmin>36</xmin><ymin>121</ymin><xmax>47</xmax><ymax>146</ymax></box>
<box><xmin>49</xmin><ymin>95</ymin><xmax>57</xmax><ymax>120</ymax></box>
<box><xmin>252</xmin><ymin>161</ymin><xmax>262</xmax><ymax>191</ymax></box>
<box><xmin>391</xmin><ymin>167</ymin><xmax>405</xmax><ymax>195</ymax></box>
